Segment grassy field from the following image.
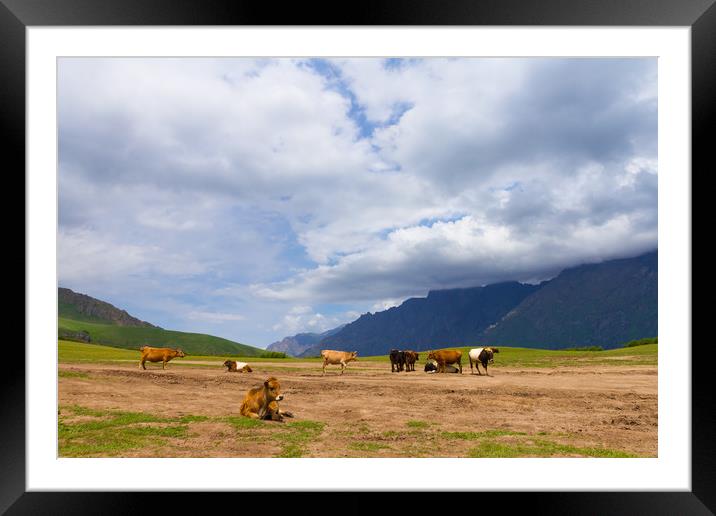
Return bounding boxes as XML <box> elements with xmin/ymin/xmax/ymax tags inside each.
<box><xmin>59</xmin><ymin>340</ymin><xmax>657</xmax><ymax>368</ymax></box>
<box><xmin>58</xmin><ymin>317</ymin><xmax>264</xmax><ymax>356</ymax></box>
<box><xmin>58</xmin><ymin>339</ymin><xmax>657</xmax><ymax>458</ymax></box>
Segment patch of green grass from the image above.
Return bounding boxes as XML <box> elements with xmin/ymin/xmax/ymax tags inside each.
<box><xmin>467</xmin><ymin>439</ymin><xmax>636</xmax><ymax>458</ymax></box>
<box><xmin>59</xmin><ymin>406</ymin><xmax>190</xmax><ymax>457</ymax></box>
<box><xmin>223</xmin><ymin>416</ymin><xmax>265</xmax><ymax>430</ymax></box>
<box><xmin>442</xmin><ymin>429</ymin><xmax>527</xmax><ymax>440</ymax></box>
<box><xmin>276</xmin><ymin>444</ymin><xmax>304</xmax><ymax>458</ymax></box>
<box><xmin>349</xmin><ymin>441</ymin><xmax>391</xmax><ymax>452</ymax></box>
<box><xmin>178</xmin><ymin>415</ymin><xmax>210</xmax><ymax>423</ymax></box>
<box><xmin>406</xmin><ymin>420</ymin><xmax>430</xmax><ymax>429</ymax></box>
<box><xmin>58</xmin><ymin>370</ymin><xmax>90</xmax><ymax>379</ymax></box>
<box><xmin>272</xmin><ymin>420</ymin><xmax>326</xmax><ymax>458</ymax></box>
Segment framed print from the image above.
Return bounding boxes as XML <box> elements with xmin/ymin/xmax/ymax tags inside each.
<box><xmin>9</xmin><ymin>0</ymin><xmax>711</xmax><ymax>513</ymax></box>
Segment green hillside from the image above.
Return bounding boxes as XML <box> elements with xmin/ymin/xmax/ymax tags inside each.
<box><xmin>58</xmin><ymin>317</ymin><xmax>264</xmax><ymax>356</ymax></box>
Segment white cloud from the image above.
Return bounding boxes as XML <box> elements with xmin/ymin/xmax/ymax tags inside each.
<box><xmin>186</xmin><ymin>311</ymin><xmax>246</xmax><ymax>323</ymax></box>
<box><xmin>271</xmin><ymin>306</ymin><xmax>355</xmax><ymax>335</ymax></box>
<box><xmin>58</xmin><ymin>57</ymin><xmax>657</xmax><ymax>343</ymax></box>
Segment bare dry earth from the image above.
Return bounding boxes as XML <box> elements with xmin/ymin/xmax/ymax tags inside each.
<box><xmin>58</xmin><ymin>359</ymin><xmax>657</xmax><ymax>458</ymax></box>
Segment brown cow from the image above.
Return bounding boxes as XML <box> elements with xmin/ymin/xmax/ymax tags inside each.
<box><xmin>223</xmin><ymin>360</ymin><xmax>253</xmax><ymax>373</ymax></box>
<box><xmin>426</xmin><ymin>349</ymin><xmax>462</xmax><ymax>373</ymax></box>
<box><xmin>139</xmin><ymin>346</ymin><xmax>186</xmax><ymax>370</ymax></box>
<box><xmin>404</xmin><ymin>350</ymin><xmax>419</xmax><ymax>371</ymax></box>
<box><xmin>320</xmin><ymin>350</ymin><xmax>358</xmax><ymax>375</ymax></box>
<box><xmin>239</xmin><ymin>376</ymin><xmax>294</xmax><ymax>421</ymax></box>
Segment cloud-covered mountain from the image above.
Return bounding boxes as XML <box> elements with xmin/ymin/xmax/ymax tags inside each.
<box><xmin>299</xmin><ymin>251</ymin><xmax>657</xmax><ymax>356</ymax></box>
<box><xmin>481</xmin><ymin>250</ymin><xmax>657</xmax><ymax>349</ymax></box>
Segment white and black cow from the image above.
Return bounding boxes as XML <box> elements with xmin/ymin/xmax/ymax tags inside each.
<box><xmin>468</xmin><ymin>347</ymin><xmax>499</xmax><ymax>376</ymax></box>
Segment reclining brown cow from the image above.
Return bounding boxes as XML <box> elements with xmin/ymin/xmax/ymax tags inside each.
<box><xmin>240</xmin><ymin>376</ymin><xmax>294</xmax><ymax>422</ymax></box>
<box><xmin>139</xmin><ymin>346</ymin><xmax>186</xmax><ymax>370</ymax></box>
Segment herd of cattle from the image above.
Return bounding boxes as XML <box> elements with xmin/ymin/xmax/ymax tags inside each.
<box><xmin>135</xmin><ymin>345</ymin><xmax>499</xmax><ymax>422</ymax></box>
<box><xmin>137</xmin><ymin>345</ymin><xmax>499</xmax><ymax>376</ymax></box>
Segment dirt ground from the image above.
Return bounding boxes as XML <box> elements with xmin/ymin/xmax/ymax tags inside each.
<box><xmin>58</xmin><ymin>359</ymin><xmax>657</xmax><ymax>458</ymax></box>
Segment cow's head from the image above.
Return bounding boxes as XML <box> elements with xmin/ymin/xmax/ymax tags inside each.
<box><xmin>351</xmin><ymin>351</ymin><xmax>359</xmax><ymax>361</ymax></box>
<box><xmin>175</xmin><ymin>349</ymin><xmax>186</xmax><ymax>357</ymax></box>
<box><xmin>223</xmin><ymin>360</ymin><xmax>232</xmax><ymax>368</ymax></box>
<box><xmin>264</xmin><ymin>377</ymin><xmax>283</xmax><ymax>401</ymax></box>
<box><xmin>427</xmin><ymin>350</ymin><xmax>436</xmax><ymax>360</ymax></box>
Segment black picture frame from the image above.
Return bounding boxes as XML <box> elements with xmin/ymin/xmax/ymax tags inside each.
<box><xmin>8</xmin><ymin>0</ymin><xmax>709</xmax><ymax>513</ymax></box>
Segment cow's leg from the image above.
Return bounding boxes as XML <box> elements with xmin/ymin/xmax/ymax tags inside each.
<box><xmin>458</xmin><ymin>358</ymin><xmax>462</xmax><ymax>374</ymax></box>
<box><xmin>469</xmin><ymin>357</ymin><xmax>474</xmax><ymax>374</ymax></box>
<box><xmin>322</xmin><ymin>360</ymin><xmax>326</xmax><ymax>376</ymax></box>
<box><xmin>340</xmin><ymin>360</ymin><xmax>346</xmax><ymax>375</ymax></box>
<box><xmin>162</xmin><ymin>360</ymin><xmax>167</xmax><ymax>370</ymax></box>
<box><xmin>139</xmin><ymin>359</ymin><xmax>144</xmax><ymax>370</ymax></box>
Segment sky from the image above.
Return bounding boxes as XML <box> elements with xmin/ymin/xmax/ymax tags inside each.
<box><xmin>58</xmin><ymin>57</ymin><xmax>657</xmax><ymax>348</ymax></box>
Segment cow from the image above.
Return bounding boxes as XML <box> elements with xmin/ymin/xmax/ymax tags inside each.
<box><xmin>468</xmin><ymin>347</ymin><xmax>499</xmax><ymax>376</ymax></box>
<box><xmin>424</xmin><ymin>358</ymin><xmax>459</xmax><ymax>373</ymax></box>
<box><xmin>139</xmin><ymin>346</ymin><xmax>186</xmax><ymax>370</ymax></box>
<box><xmin>389</xmin><ymin>349</ymin><xmax>406</xmax><ymax>372</ymax></box>
<box><xmin>320</xmin><ymin>350</ymin><xmax>358</xmax><ymax>375</ymax></box>
<box><xmin>426</xmin><ymin>349</ymin><xmax>462</xmax><ymax>373</ymax></box>
<box><xmin>404</xmin><ymin>350</ymin><xmax>419</xmax><ymax>371</ymax></box>
<box><xmin>223</xmin><ymin>360</ymin><xmax>253</xmax><ymax>373</ymax></box>
<box><xmin>239</xmin><ymin>376</ymin><xmax>294</xmax><ymax>422</ymax></box>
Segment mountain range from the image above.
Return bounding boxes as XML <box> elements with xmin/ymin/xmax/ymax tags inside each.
<box><xmin>293</xmin><ymin>250</ymin><xmax>657</xmax><ymax>356</ymax></box>
<box><xmin>266</xmin><ymin>325</ymin><xmax>346</xmax><ymax>357</ymax></box>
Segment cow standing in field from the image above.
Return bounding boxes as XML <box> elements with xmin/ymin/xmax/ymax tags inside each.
<box><xmin>404</xmin><ymin>350</ymin><xmax>419</xmax><ymax>372</ymax></box>
<box><xmin>321</xmin><ymin>350</ymin><xmax>358</xmax><ymax>375</ymax></box>
<box><xmin>468</xmin><ymin>347</ymin><xmax>499</xmax><ymax>376</ymax></box>
<box><xmin>390</xmin><ymin>349</ymin><xmax>406</xmax><ymax>372</ymax></box>
<box><xmin>138</xmin><ymin>346</ymin><xmax>186</xmax><ymax>370</ymax></box>
<box><xmin>426</xmin><ymin>349</ymin><xmax>462</xmax><ymax>373</ymax></box>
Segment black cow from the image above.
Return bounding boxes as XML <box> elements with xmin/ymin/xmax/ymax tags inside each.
<box><xmin>390</xmin><ymin>349</ymin><xmax>406</xmax><ymax>372</ymax></box>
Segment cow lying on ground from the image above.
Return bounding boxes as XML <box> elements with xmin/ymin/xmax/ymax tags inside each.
<box><xmin>139</xmin><ymin>346</ymin><xmax>186</xmax><ymax>370</ymax></box>
<box><xmin>424</xmin><ymin>359</ymin><xmax>459</xmax><ymax>373</ymax></box>
<box><xmin>404</xmin><ymin>350</ymin><xmax>419</xmax><ymax>371</ymax></box>
<box><xmin>427</xmin><ymin>349</ymin><xmax>462</xmax><ymax>373</ymax></box>
<box><xmin>390</xmin><ymin>349</ymin><xmax>405</xmax><ymax>372</ymax></box>
<box><xmin>321</xmin><ymin>350</ymin><xmax>358</xmax><ymax>375</ymax></box>
<box><xmin>223</xmin><ymin>360</ymin><xmax>253</xmax><ymax>373</ymax></box>
<box><xmin>239</xmin><ymin>376</ymin><xmax>294</xmax><ymax>421</ymax></box>
<box><xmin>468</xmin><ymin>347</ymin><xmax>499</xmax><ymax>376</ymax></box>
